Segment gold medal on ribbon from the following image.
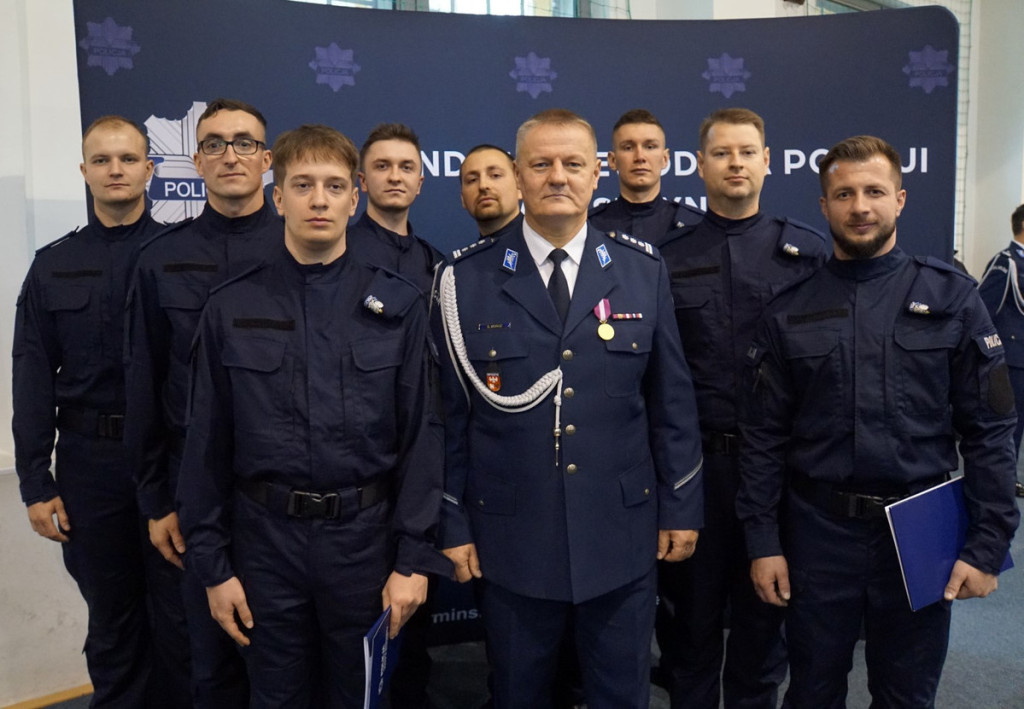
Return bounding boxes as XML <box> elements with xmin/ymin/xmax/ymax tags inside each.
<box><xmin>594</xmin><ymin>299</ymin><xmax>615</xmax><ymax>340</ymax></box>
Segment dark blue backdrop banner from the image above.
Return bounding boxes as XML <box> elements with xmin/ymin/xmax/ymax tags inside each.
<box><xmin>74</xmin><ymin>1</ymin><xmax>959</xmax><ymax>260</ymax></box>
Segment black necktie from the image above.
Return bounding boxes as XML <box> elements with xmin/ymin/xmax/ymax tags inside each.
<box><xmin>548</xmin><ymin>248</ymin><xmax>570</xmax><ymax>324</ymax></box>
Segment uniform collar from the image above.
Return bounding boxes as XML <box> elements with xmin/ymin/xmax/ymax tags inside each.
<box><xmin>827</xmin><ymin>245</ymin><xmax>907</xmax><ymax>281</ymax></box>
<box><xmin>197</xmin><ymin>200</ymin><xmax>275</xmax><ymax>236</ymax></box>
<box><xmin>522</xmin><ymin>219</ymin><xmax>587</xmax><ymax>269</ymax></box>
<box><xmin>704</xmin><ymin>208</ymin><xmax>765</xmax><ymax>236</ymax></box>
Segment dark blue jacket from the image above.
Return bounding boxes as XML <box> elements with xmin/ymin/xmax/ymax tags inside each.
<box><xmin>588</xmin><ymin>193</ymin><xmax>682</xmax><ymax>247</ymax></box>
<box><xmin>177</xmin><ymin>244</ymin><xmax>445</xmax><ymax>588</ymax></box>
<box><xmin>346</xmin><ymin>212</ymin><xmax>441</xmax><ymax>296</ymax></box>
<box><xmin>978</xmin><ymin>241</ymin><xmax>1024</xmax><ymax>368</ymax></box>
<box><xmin>737</xmin><ymin>248</ymin><xmax>1020</xmax><ymax>575</ymax></box>
<box><xmin>14</xmin><ymin>215</ymin><xmax>163</xmax><ymax>504</ymax></box>
<box><xmin>438</xmin><ymin>224</ymin><xmax>704</xmax><ymax>603</ymax></box>
<box><xmin>124</xmin><ymin>201</ymin><xmax>281</xmax><ymax>519</ymax></box>
<box><xmin>659</xmin><ymin>209</ymin><xmax>828</xmax><ymax>433</ymax></box>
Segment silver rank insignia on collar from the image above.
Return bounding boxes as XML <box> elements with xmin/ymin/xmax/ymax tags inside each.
<box><xmin>908</xmin><ymin>301</ymin><xmax>930</xmax><ymax>315</ymax></box>
<box><xmin>363</xmin><ymin>295</ymin><xmax>384</xmax><ymax>314</ymax></box>
<box><xmin>502</xmin><ymin>248</ymin><xmax>518</xmax><ymax>273</ymax></box>
<box><xmin>782</xmin><ymin>243</ymin><xmax>800</xmax><ymax>256</ymax></box>
<box><xmin>596</xmin><ymin>244</ymin><xmax>612</xmax><ymax>269</ymax></box>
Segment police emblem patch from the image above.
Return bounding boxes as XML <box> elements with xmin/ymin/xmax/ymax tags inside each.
<box><xmin>502</xmin><ymin>249</ymin><xmax>519</xmax><ymax>273</ymax></box>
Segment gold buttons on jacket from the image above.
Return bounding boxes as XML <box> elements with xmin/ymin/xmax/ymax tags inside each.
<box><xmin>562</xmin><ymin>349</ymin><xmax>574</xmax><ymax>361</ymax></box>
<box><xmin>563</xmin><ymin>387</ymin><xmax>575</xmax><ymax>398</ymax></box>
<box><xmin>565</xmin><ymin>425</ymin><xmax>576</xmax><ymax>435</ymax></box>
<box><xmin>566</xmin><ymin>463</ymin><xmax>578</xmax><ymax>474</ymax></box>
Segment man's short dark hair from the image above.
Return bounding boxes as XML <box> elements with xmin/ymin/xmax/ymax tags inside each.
<box><xmin>459</xmin><ymin>144</ymin><xmax>514</xmax><ymax>178</ymax></box>
<box><xmin>82</xmin><ymin>115</ymin><xmax>150</xmax><ymax>155</ymax></box>
<box><xmin>612</xmin><ymin>109</ymin><xmax>663</xmax><ymax>137</ymax></box>
<box><xmin>359</xmin><ymin>123</ymin><xmax>421</xmax><ymax>171</ymax></box>
<box><xmin>196</xmin><ymin>98</ymin><xmax>267</xmax><ymax>137</ymax></box>
<box><xmin>272</xmin><ymin>124</ymin><xmax>359</xmax><ymax>185</ymax></box>
<box><xmin>698</xmin><ymin>107</ymin><xmax>765</xmax><ymax>151</ymax></box>
<box><xmin>1012</xmin><ymin>204</ymin><xmax>1024</xmax><ymax>237</ymax></box>
<box><xmin>818</xmin><ymin>135</ymin><xmax>903</xmax><ymax>196</ymax></box>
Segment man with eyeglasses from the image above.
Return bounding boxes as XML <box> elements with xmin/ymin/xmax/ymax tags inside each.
<box><xmin>125</xmin><ymin>98</ymin><xmax>281</xmax><ymax>708</ymax></box>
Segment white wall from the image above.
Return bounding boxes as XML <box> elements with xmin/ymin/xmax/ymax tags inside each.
<box><xmin>1</xmin><ymin>0</ymin><xmax>90</xmax><ymax>704</ymax></box>
<box><xmin>962</xmin><ymin>0</ymin><xmax>1024</xmax><ymax>276</ymax></box>
<box><xmin>1</xmin><ymin>0</ymin><xmax>1021</xmax><ymax>703</ymax></box>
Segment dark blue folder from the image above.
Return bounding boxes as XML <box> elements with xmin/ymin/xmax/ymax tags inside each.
<box><xmin>885</xmin><ymin>477</ymin><xmax>1014</xmax><ymax>611</ymax></box>
<box><xmin>363</xmin><ymin>607</ymin><xmax>393</xmax><ymax>709</ymax></box>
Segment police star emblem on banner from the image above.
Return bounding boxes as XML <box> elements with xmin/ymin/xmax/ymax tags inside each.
<box><xmin>902</xmin><ymin>45</ymin><xmax>953</xmax><ymax>95</ymax></box>
<box><xmin>702</xmin><ymin>53</ymin><xmax>751</xmax><ymax>98</ymax></box>
<box><xmin>509</xmin><ymin>52</ymin><xmax>558</xmax><ymax>99</ymax></box>
<box><xmin>309</xmin><ymin>43</ymin><xmax>361</xmax><ymax>92</ymax></box>
<box><xmin>78</xmin><ymin>17</ymin><xmax>140</xmax><ymax>76</ymax></box>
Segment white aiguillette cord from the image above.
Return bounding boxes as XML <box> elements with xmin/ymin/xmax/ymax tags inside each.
<box><xmin>979</xmin><ymin>252</ymin><xmax>1024</xmax><ymax>315</ymax></box>
<box><xmin>439</xmin><ymin>264</ymin><xmax>564</xmax><ymax>464</ymax></box>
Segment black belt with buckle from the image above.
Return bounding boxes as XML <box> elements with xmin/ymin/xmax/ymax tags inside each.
<box><xmin>703</xmin><ymin>431</ymin><xmax>740</xmax><ymax>456</ymax></box>
<box><xmin>57</xmin><ymin>408</ymin><xmax>125</xmax><ymax>439</ymax></box>
<box><xmin>790</xmin><ymin>473</ymin><xmax>946</xmax><ymax>520</ymax></box>
<box><xmin>239</xmin><ymin>476</ymin><xmax>390</xmax><ymax>520</ymax></box>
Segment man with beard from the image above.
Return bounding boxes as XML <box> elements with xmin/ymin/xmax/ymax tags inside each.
<box><xmin>737</xmin><ymin>135</ymin><xmax>1020</xmax><ymax>707</ymax></box>
<box><xmin>589</xmin><ymin>109</ymin><xmax>683</xmax><ymax>246</ymax></box>
<box><xmin>460</xmin><ymin>144</ymin><xmax>522</xmax><ymax>239</ymax></box>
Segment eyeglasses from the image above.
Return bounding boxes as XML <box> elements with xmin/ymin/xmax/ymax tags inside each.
<box><xmin>198</xmin><ymin>137</ymin><xmax>265</xmax><ymax>156</ymax></box>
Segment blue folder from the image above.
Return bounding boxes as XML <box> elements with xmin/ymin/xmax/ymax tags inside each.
<box><xmin>885</xmin><ymin>476</ymin><xmax>1014</xmax><ymax>611</ymax></box>
<box><xmin>363</xmin><ymin>607</ymin><xmax>394</xmax><ymax>709</ymax></box>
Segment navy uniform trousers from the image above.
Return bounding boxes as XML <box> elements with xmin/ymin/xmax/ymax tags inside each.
<box><xmin>657</xmin><ymin>210</ymin><xmax>827</xmax><ymax>709</ymax></box>
<box><xmin>126</xmin><ymin>202</ymin><xmax>283</xmax><ymax>708</ymax></box>
<box><xmin>13</xmin><ymin>217</ymin><xmax>191</xmax><ymax>707</ymax></box>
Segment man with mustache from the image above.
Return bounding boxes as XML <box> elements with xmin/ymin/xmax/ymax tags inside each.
<box><xmin>460</xmin><ymin>143</ymin><xmax>522</xmax><ymax>240</ymax></box>
<box><xmin>737</xmin><ymin>135</ymin><xmax>1020</xmax><ymax>707</ymax></box>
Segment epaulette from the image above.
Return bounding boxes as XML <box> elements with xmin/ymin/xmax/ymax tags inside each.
<box><xmin>671</xmin><ymin>201</ymin><xmax>706</xmax><ymax>231</ymax></box>
<box><xmin>777</xmin><ymin>217</ymin><xmax>828</xmax><ymax>258</ymax></box>
<box><xmin>208</xmin><ymin>262</ymin><xmax>267</xmax><ymax>296</ymax></box>
<box><xmin>606</xmin><ymin>230</ymin><xmax>659</xmax><ymax>259</ymax></box>
<box><xmin>913</xmin><ymin>255</ymin><xmax>975</xmax><ymax>284</ymax></box>
<box><xmin>139</xmin><ymin>217</ymin><xmax>195</xmax><ymax>252</ymax></box>
<box><xmin>451</xmin><ymin>235</ymin><xmax>499</xmax><ymax>261</ymax></box>
<box><xmin>35</xmin><ymin>228</ymin><xmax>80</xmax><ymax>254</ymax></box>
<box><xmin>363</xmin><ymin>265</ymin><xmax>422</xmax><ymax>319</ymax></box>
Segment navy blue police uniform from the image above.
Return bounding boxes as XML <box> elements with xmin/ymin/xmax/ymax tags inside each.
<box><xmin>346</xmin><ymin>211</ymin><xmax>441</xmax><ymax>294</ymax></box>
<box><xmin>124</xmin><ymin>201</ymin><xmax>281</xmax><ymax>708</ymax></box>
<box><xmin>177</xmin><ymin>242</ymin><xmax>449</xmax><ymax>708</ymax></box>
<box><xmin>345</xmin><ymin>209</ymin><xmax>444</xmax><ymax>707</ymax></box>
<box><xmin>978</xmin><ymin>241</ymin><xmax>1024</xmax><ymax>454</ymax></box>
<box><xmin>588</xmin><ymin>193</ymin><xmax>682</xmax><ymax>246</ymax></box>
<box><xmin>737</xmin><ymin>247</ymin><xmax>1020</xmax><ymax>708</ymax></box>
<box><xmin>438</xmin><ymin>224</ymin><xmax>704</xmax><ymax>709</ymax></box>
<box><xmin>13</xmin><ymin>214</ymin><xmax>191</xmax><ymax>707</ymax></box>
<box><xmin>655</xmin><ymin>207</ymin><xmax>827</xmax><ymax>709</ymax></box>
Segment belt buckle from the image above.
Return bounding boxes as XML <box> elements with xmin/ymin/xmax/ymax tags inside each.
<box><xmin>287</xmin><ymin>490</ymin><xmax>340</xmax><ymax>519</ymax></box>
<box><xmin>845</xmin><ymin>493</ymin><xmax>892</xmax><ymax>519</ymax></box>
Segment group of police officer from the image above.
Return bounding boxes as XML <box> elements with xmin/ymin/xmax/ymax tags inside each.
<box><xmin>13</xmin><ymin>100</ymin><xmax>1020</xmax><ymax>709</ymax></box>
